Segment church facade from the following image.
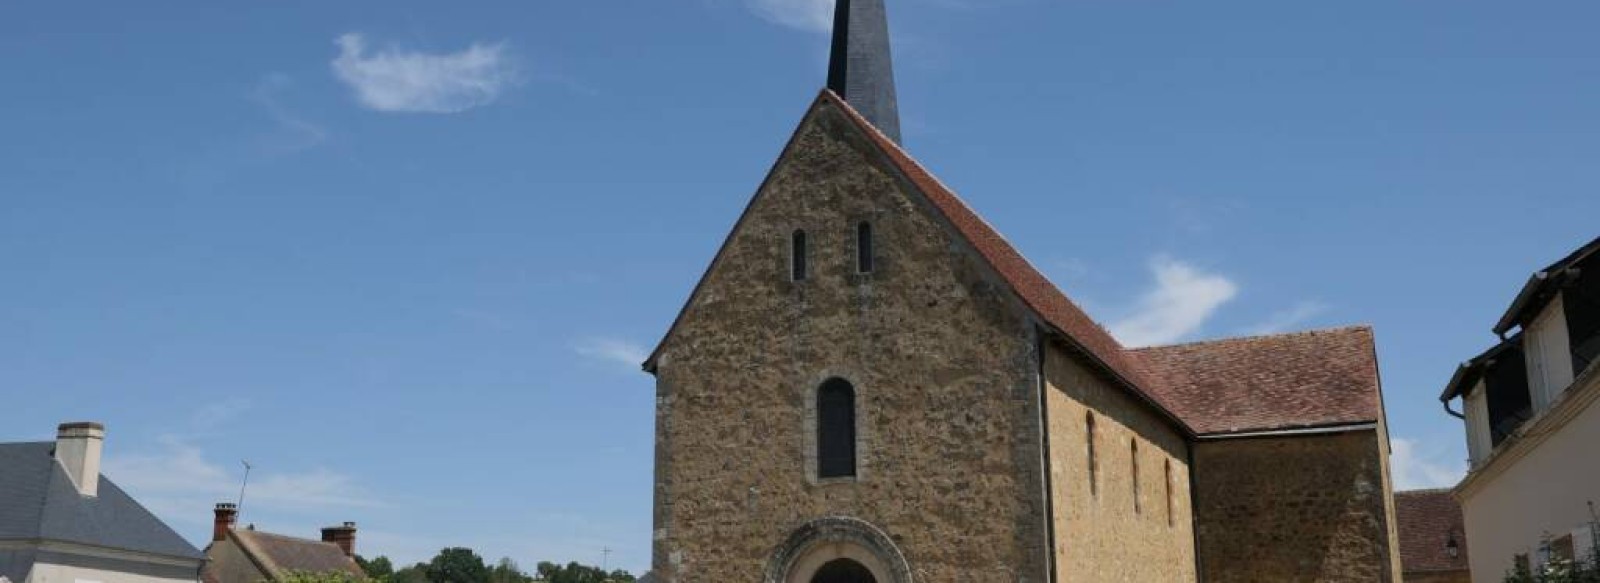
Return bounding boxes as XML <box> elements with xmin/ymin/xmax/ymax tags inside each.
<box><xmin>643</xmin><ymin>2</ymin><xmax>1402</xmax><ymax>582</ymax></box>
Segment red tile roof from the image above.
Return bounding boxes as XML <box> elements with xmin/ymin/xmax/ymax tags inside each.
<box><xmin>1395</xmin><ymin>489</ymin><xmax>1470</xmax><ymax>574</ymax></box>
<box><xmin>1132</xmin><ymin>326</ymin><xmax>1383</xmax><ymax>435</ymax></box>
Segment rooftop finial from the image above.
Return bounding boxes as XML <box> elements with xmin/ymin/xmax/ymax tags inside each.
<box><xmin>828</xmin><ymin>0</ymin><xmax>901</xmax><ymax>143</ymax></box>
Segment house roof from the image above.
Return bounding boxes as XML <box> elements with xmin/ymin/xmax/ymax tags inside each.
<box><xmin>1395</xmin><ymin>489</ymin><xmax>1469</xmax><ymax>573</ymax></box>
<box><xmin>0</xmin><ymin>442</ymin><xmax>202</xmax><ymax>560</ymax></box>
<box><xmin>1133</xmin><ymin>326</ymin><xmax>1384</xmax><ymax>435</ymax></box>
<box><xmin>645</xmin><ymin>89</ymin><xmax>1388</xmax><ymax>439</ymax></box>
<box><xmin>1439</xmin><ymin>333</ymin><xmax>1523</xmax><ymax>402</ymax></box>
<box><xmin>226</xmin><ymin>528</ymin><xmax>364</xmax><ymax>579</ymax></box>
<box><xmin>1494</xmin><ymin>235</ymin><xmax>1600</xmax><ymax>336</ymax></box>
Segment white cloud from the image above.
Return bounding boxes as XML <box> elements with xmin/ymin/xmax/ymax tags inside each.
<box><xmin>1243</xmin><ymin>300</ymin><xmax>1330</xmax><ymax>336</ymax></box>
<box><xmin>749</xmin><ymin>0</ymin><xmax>836</xmax><ymax>32</ymax></box>
<box><xmin>1109</xmin><ymin>257</ymin><xmax>1239</xmax><ymax>347</ymax></box>
<box><xmin>331</xmin><ymin>33</ymin><xmax>516</xmax><ymax>114</ymax></box>
<box><xmin>103</xmin><ymin>435</ymin><xmax>378</xmax><ymax>521</ymax></box>
<box><xmin>251</xmin><ymin>74</ymin><xmax>328</xmax><ymax>154</ymax></box>
<box><xmin>1390</xmin><ymin>437</ymin><xmax>1467</xmax><ymax>490</ymax></box>
<box><xmin>574</xmin><ymin>338</ymin><xmax>649</xmax><ymax>371</ymax></box>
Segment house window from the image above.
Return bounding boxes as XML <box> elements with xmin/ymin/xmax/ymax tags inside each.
<box><xmin>791</xmin><ymin>230</ymin><xmax>809</xmax><ymax>281</ymax></box>
<box><xmin>1086</xmin><ymin>413</ymin><xmax>1097</xmax><ymax>497</ymax></box>
<box><xmin>1164</xmin><ymin>459</ymin><xmax>1174</xmax><ymax>527</ymax></box>
<box><xmin>856</xmin><ymin>221</ymin><xmax>874</xmax><ymax>273</ymax></box>
<box><xmin>817</xmin><ymin>378</ymin><xmax>857</xmax><ymax>479</ymax></box>
<box><xmin>1131</xmin><ymin>440</ymin><xmax>1141</xmax><ymax>514</ymax></box>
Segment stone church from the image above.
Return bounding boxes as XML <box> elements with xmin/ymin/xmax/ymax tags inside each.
<box><xmin>643</xmin><ymin>1</ymin><xmax>1403</xmax><ymax>581</ymax></box>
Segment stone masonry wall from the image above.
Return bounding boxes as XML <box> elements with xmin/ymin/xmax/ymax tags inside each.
<box><xmin>1043</xmin><ymin>341</ymin><xmax>1197</xmax><ymax>583</ymax></box>
<box><xmin>1194</xmin><ymin>431</ymin><xmax>1399</xmax><ymax>583</ymax></box>
<box><xmin>650</xmin><ymin>98</ymin><xmax>1049</xmax><ymax>582</ymax></box>
<box><xmin>1403</xmin><ymin>570</ymin><xmax>1472</xmax><ymax>583</ymax></box>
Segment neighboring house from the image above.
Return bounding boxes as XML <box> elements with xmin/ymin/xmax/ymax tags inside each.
<box><xmin>1440</xmin><ymin>235</ymin><xmax>1600</xmax><ymax>580</ymax></box>
<box><xmin>1396</xmin><ymin>489</ymin><xmax>1472</xmax><ymax>582</ymax></box>
<box><xmin>0</xmin><ymin>422</ymin><xmax>204</xmax><ymax>583</ymax></box>
<box><xmin>201</xmin><ymin>504</ymin><xmax>364</xmax><ymax>583</ymax></box>
<box><xmin>642</xmin><ymin>1</ymin><xmax>1404</xmax><ymax>582</ymax></box>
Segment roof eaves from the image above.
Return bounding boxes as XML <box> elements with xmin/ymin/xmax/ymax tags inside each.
<box><xmin>1492</xmin><ymin>235</ymin><xmax>1600</xmax><ymax>336</ymax></box>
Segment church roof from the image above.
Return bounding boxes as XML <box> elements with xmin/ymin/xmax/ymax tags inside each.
<box><xmin>646</xmin><ymin>89</ymin><xmax>1387</xmax><ymax>439</ymax></box>
<box><xmin>1133</xmin><ymin>326</ymin><xmax>1384</xmax><ymax>435</ymax></box>
<box><xmin>819</xmin><ymin>90</ymin><xmax>1191</xmax><ymax>432</ymax></box>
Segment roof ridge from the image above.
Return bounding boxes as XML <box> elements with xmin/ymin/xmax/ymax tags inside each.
<box><xmin>1130</xmin><ymin>324</ymin><xmax>1373</xmax><ymax>352</ymax></box>
<box><xmin>239</xmin><ymin>528</ymin><xmax>334</xmax><ymax>545</ymax></box>
<box><xmin>815</xmin><ymin>91</ymin><xmax>1130</xmax><ymax>345</ymax></box>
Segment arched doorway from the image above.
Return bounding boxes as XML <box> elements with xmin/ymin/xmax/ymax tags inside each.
<box><xmin>764</xmin><ymin>517</ymin><xmax>912</xmax><ymax>583</ymax></box>
<box><xmin>811</xmin><ymin>559</ymin><xmax>876</xmax><ymax>583</ymax></box>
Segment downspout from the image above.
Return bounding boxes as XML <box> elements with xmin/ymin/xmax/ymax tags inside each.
<box><xmin>1188</xmin><ymin>444</ymin><xmax>1204</xmax><ymax>582</ymax></box>
<box><xmin>1442</xmin><ymin>398</ymin><xmax>1465</xmax><ymax>420</ymax></box>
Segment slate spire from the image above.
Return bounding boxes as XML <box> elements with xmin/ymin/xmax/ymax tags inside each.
<box><xmin>828</xmin><ymin>0</ymin><xmax>902</xmax><ymax>143</ymax></box>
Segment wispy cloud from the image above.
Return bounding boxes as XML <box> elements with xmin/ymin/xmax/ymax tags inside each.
<box><xmin>104</xmin><ymin>436</ymin><xmax>379</xmax><ymax>519</ymax></box>
<box><xmin>331</xmin><ymin>33</ymin><xmax>517</xmax><ymax>114</ymax></box>
<box><xmin>1390</xmin><ymin>437</ymin><xmax>1467</xmax><ymax>490</ymax></box>
<box><xmin>1242</xmin><ymin>300</ymin><xmax>1330</xmax><ymax>336</ymax></box>
<box><xmin>749</xmin><ymin>0</ymin><xmax>836</xmax><ymax>32</ymax></box>
<box><xmin>252</xmin><ymin>73</ymin><xmax>328</xmax><ymax>154</ymax></box>
<box><xmin>1109</xmin><ymin>256</ymin><xmax>1239</xmax><ymax>347</ymax></box>
<box><xmin>574</xmin><ymin>337</ymin><xmax>648</xmax><ymax>371</ymax></box>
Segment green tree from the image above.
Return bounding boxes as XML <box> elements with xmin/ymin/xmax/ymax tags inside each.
<box><xmin>532</xmin><ymin>561</ymin><xmax>632</xmax><ymax>583</ymax></box>
<box><xmin>488</xmin><ymin>557</ymin><xmax>530</xmax><ymax>583</ymax></box>
<box><xmin>390</xmin><ymin>563</ymin><xmax>429</xmax><ymax>583</ymax></box>
<box><xmin>274</xmin><ymin>571</ymin><xmax>364</xmax><ymax>583</ymax></box>
<box><xmin>355</xmin><ymin>556</ymin><xmax>395</xmax><ymax>581</ymax></box>
<box><xmin>426</xmin><ymin>548</ymin><xmax>489</xmax><ymax>583</ymax></box>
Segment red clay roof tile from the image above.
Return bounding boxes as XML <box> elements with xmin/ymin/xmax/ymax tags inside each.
<box><xmin>1395</xmin><ymin>489</ymin><xmax>1470</xmax><ymax>574</ymax></box>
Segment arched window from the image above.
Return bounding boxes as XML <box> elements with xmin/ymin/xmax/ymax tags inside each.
<box><xmin>1164</xmin><ymin>459</ymin><xmax>1174</xmax><ymax>527</ymax></box>
<box><xmin>856</xmin><ymin>221</ymin><xmax>874</xmax><ymax>273</ymax></box>
<box><xmin>792</xmin><ymin>230</ymin><xmax>809</xmax><ymax>281</ymax></box>
<box><xmin>817</xmin><ymin>378</ymin><xmax>857</xmax><ymax>479</ymax></box>
<box><xmin>1085</xmin><ymin>413</ymin><xmax>1097</xmax><ymax>497</ymax></box>
<box><xmin>1131</xmin><ymin>440</ymin><xmax>1141</xmax><ymax>514</ymax></box>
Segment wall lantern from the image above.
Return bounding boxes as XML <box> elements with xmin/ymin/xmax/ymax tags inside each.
<box><xmin>1445</xmin><ymin>534</ymin><xmax>1461</xmax><ymax>559</ymax></box>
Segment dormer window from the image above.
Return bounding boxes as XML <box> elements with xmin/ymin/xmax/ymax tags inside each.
<box><xmin>1524</xmin><ymin>296</ymin><xmax>1574</xmax><ymax>410</ymax></box>
<box><xmin>791</xmin><ymin>229</ymin><xmax>808</xmax><ymax>281</ymax></box>
<box><xmin>856</xmin><ymin>221</ymin><xmax>874</xmax><ymax>273</ymax></box>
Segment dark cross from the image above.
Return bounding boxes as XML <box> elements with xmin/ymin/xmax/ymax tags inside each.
<box><xmin>828</xmin><ymin>0</ymin><xmax>902</xmax><ymax>143</ymax></box>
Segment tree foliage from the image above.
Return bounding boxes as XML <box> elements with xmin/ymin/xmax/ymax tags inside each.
<box><xmin>533</xmin><ymin>561</ymin><xmax>634</xmax><ymax>583</ymax></box>
<box><xmin>343</xmin><ymin>550</ymin><xmax>634</xmax><ymax>583</ymax></box>
<box><xmin>274</xmin><ymin>571</ymin><xmax>365</xmax><ymax>583</ymax></box>
<box><xmin>426</xmin><ymin>548</ymin><xmax>490</xmax><ymax>583</ymax></box>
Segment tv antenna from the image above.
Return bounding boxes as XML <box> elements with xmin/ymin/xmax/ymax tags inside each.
<box><xmin>237</xmin><ymin>460</ymin><xmax>254</xmax><ymax>514</ymax></box>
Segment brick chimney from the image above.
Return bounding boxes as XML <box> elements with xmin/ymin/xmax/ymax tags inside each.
<box><xmin>321</xmin><ymin>522</ymin><xmax>356</xmax><ymax>557</ymax></box>
<box><xmin>54</xmin><ymin>422</ymin><xmax>105</xmax><ymax>497</ymax></box>
<box><xmin>213</xmin><ymin>503</ymin><xmax>238</xmax><ymax>542</ymax></box>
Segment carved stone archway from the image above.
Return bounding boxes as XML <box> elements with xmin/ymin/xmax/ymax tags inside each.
<box><xmin>763</xmin><ymin>517</ymin><xmax>913</xmax><ymax>583</ymax></box>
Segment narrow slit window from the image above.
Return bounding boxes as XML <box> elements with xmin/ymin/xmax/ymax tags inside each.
<box><xmin>817</xmin><ymin>378</ymin><xmax>857</xmax><ymax>479</ymax></box>
<box><xmin>791</xmin><ymin>229</ymin><xmax>808</xmax><ymax>281</ymax></box>
<box><xmin>1132</xmin><ymin>440</ymin><xmax>1141</xmax><ymax>514</ymax></box>
<box><xmin>856</xmin><ymin>221</ymin><xmax>874</xmax><ymax>273</ymax></box>
<box><xmin>1086</xmin><ymin>413</ymin><xmax>1097</xmax><ymax>497</ymax></box>
<box><xmin>1164</xmin><ymin>459</ymin><xmax>1174</xmax><ymax>527</ymax></box>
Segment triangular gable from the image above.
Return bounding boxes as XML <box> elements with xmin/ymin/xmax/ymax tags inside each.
<box><xmin>643</xmin><ymin>89</ymin><xmax>1193</xmax><ymax>435</ymax></box>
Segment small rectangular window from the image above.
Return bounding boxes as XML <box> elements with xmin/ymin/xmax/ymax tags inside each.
<box><xmin>792</xmin><ymin>230</ymin><xmax>808</xmax><ymax>281</ymax></box>
<box><xmin>856</xmin><ymin>222</ymin><xmax>874</xmax><ymax>273</ymax></box>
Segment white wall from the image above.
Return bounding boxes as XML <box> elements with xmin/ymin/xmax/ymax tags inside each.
<box><xmin>1461</xmin><ymin>373</ymin><xmax>1600</xmax><ymax>581</ymax></box>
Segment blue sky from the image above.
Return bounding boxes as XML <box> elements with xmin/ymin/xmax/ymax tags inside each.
<box><xmin>3</xmin><ymin>0</ymin><xmax>1598</xmax><ymax>575</ymax></box>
